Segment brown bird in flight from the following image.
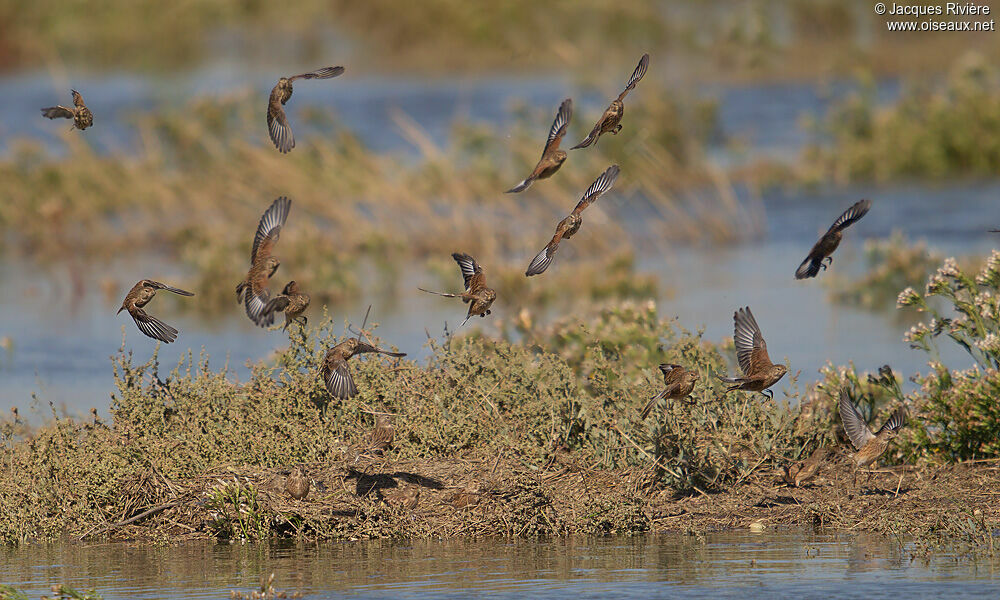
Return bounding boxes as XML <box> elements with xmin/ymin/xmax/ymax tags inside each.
<box><xmin>839</xmin><ymin>391</ymin><xmax>906</xmax><ymax>472</ymax></box>
<box><xmin>41</xmin><ymin>90</ymin><xmax>93</xmax><ymax>131</ymax></box>
<box><xmin>236</xmin><ymin>197</ymin><xmax>291</xmax><ymax>327</ymax></box>
<box><xmin>795</xmin><ymin>199</ymin><xmax>871</xmax><ymax>279</ymax></box>
<box><xmin>639</xmin><ymin>364</ymin><xmax>700</xmax><ymax>419</ymax></box>
<box><xmin>572</xmin><ymin>54</ymin><xmax>649</xmax><ymax>149</ymax></box>
<box><xmin>506</xmin><ymin>98</ymin><xmax>572</xmax><ymax>193</ymax></box>
<box><xmin>717</xmin><ymin>307</ymin><xmax>787</xmax><ymax>399</ymax></box>
<box><xmin>117</xmin><ymin>279</ymin><xmax>194</xmax><ymax>343</ymax></box>
<box><xmin>267</xmin><ymin>66</ymin><xmax>345</xmax><ymax>153</ymax></box>
<box><xmin>322</xmin><ymin>338</ymin><xmax>406</xmax><ymax>400</ymax></box>
<box><xmin>419</xmin><ymin>253</ymin><xmax>497</xmax><ymax>326</ymax></box>
<box><xmin>525</xmin><ymin>164</ymin><xmax>620</xmax><ymax>276</ymax></box>
<box><xmin>261</xmin><ymin>280</ymin><xmax>310</xmax><ymax>330</ymax></box>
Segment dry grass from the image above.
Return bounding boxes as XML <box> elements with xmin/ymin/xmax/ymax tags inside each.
<box><xmin>0</xmin><ymin>90</ymin><xmax>752</xmax><ymax>316</ymax></box>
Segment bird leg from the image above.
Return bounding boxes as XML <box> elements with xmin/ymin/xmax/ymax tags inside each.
<box><xmin>613</xmin><ymin>124</ymin><xmax>623</xmax><ymax>134</ymax></box>
<box><xmin>761</xmin><ymin>389</ymin><xmax>774</xmax><ymax>400</ymax></box>
<box><xmin>824</xmin><ymin>256</ymin><xmax>833</xmax><ymax>266</ymax></box>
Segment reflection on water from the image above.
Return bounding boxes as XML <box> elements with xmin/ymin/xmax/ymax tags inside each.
<box><xmin>1</xmin><ymin>532</ymin><xmax>997</xmax><ymax>599</ymax></box>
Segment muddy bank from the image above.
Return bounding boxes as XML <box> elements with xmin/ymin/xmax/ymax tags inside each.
<box><xmin>75</xmin><ymin>451</ymin><xmax>998</xmax><ymax>549</ymax></box>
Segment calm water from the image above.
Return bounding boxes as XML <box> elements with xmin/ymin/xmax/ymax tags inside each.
<box><xmin>0</xmin><ymin>70</ymin><xmax>992</xmax><ymax>418</ymax></box>
<box><xmin>1</xmin><ymin>533</ymin><xmax>997</xmax><ymax>599</ymax></box>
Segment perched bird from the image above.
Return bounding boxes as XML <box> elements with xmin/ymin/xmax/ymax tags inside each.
<box><xmin>261</xmin><ymin>280</ymin><xmax>310</xmax><ymax>330</ymax></box>
<box><xmin>40</xmin><ymin>90</ymin><xmax>93</xmax><ymax>131</ymax></box>
<box><xmin>285</xmin><ymin>466</ymin><xmax>310</xmax><ymax>500</ymax></box>
<box><xmin>506</xmin><ymin>98</ymin><xmax>573</xmax><ymax>193</ymax></box>
<box><xmin>525</xmin><ymin>165</ymin><xmax>620</xmax><ymax>276</ymax></box>
<box><xmin>236</xmin><ymin>197</ymin><xmax>291</xmax><ymax>327</ymax></box>
<box><xmin>382</xmin><ymin>485</ymin><xmax>421</xmax><ymax>511</ymax></box>
<box><xmin>369</xmin><ymin>414</ymin><xmax>395</xmax><ymax>454</ymax></box>
<box><xmin>267</xmin><ymin>66</ymin><xmax>345</xmax><ymax>153</ymax></box>
<box><xmin>839</xmin><ymin>391</ymin><xmax>906</xmax><ymax>471</ymax></box>
<box><xmin>639</xmin><ymin>363</ymin><xmax>700</xmax><ymax>419</ymax></box>
<box><xmin>717</xmin><ymin>307</ymin><xmax>788</xmax><ymax>399</ymax></box>
<box><xmin>419</xmin><ymin>253</ymin><xmax>496</xmax><ymax>326</ymax></box>
<box><xmin>572</xmin><ymin>53</ymin><xmax>649</xmax><ymax>149</ymax></box>
<box><xmin>117</xmin><ymin>280</ymin><xmax>194</xmax><ymax>343</ymax></box>
<box><xmin>322</xmin><ymin>338</ymin><xmax>406</xmax><ymax>400</ymax></box>
<box><xmin>795</xmin><ymin>199</ymin><xmax>871</xmax><ymax>279</ymax></box>
<box><xmin>784</xmin><ymin>446</ymin><xmax>830</xmax><ymax>487</ymax></box>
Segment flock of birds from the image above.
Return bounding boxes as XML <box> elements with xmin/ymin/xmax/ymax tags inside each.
<box><xmin>41</xmin><ymin>53</ymin><xmax>906</xmax><ymax>485</ymax></box>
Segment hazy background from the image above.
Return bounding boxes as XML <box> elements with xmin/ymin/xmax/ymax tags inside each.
<box><xmin>2</xmin><ymin>0</ymin><xmax>1000</xmax><ymax>419</ymax></box>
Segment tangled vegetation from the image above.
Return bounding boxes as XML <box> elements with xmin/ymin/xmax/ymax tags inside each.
<box><xmin>803</xmin><ymin>52</ymin><xmax>1000</xmax><ymax>183</ymax></box>
<box><xmin>0</xmin><ymin>302</ymin><xmax>828</xmax><ymax>544</ymax></box>
<box><xmin>0</xmin><ymin>88</ymin><xmax>743</xmax><ymax>317</ymax></box>
<box><xmin>3</xmin><ymin>0</ymin><xmax>989</xmax><ymax>79</ymax></box>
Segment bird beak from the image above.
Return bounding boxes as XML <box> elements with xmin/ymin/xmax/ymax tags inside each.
<box><xmin>117</xmin><ymin>306</ymin><xmax>124</xmax><ymax>314</ymax></box>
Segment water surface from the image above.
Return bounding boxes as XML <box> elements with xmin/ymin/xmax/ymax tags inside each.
<box><xmin>1</xmin><ymin>532</ymin><xmax>997</xmax><ymax>599</ymax></box>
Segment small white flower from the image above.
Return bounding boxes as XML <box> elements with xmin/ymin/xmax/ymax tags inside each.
<box><xmin>926</xmin><ymin>273</ymin><xmax>949</xmax><ymax>296</ymax></box>
<box><xmin>903</xmin><ymin>323</ymin><xmax>929</xmax><ymax>343</ymax></box>
<box><xmin>978</xmin><ymin>250</ymin><xmax>1000</xmax><ymax>285</ymax></box>
<box><xmin>939</xmin><ymin>257</ymin><xmax>961</xmax><ymax>278</ymax></box>
<box><xmin>975</xmin><ymin>333</ymin><xmax>1000</xmax><ymax>352</ymax></box>
<box><xmin>897</xmin><ymin>287</ymin><xmax>921</xmax><ymax>307</ymax></box>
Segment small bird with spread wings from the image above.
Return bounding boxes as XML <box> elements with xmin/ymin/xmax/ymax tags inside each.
<box><xmin>261</xmin><ymin>280</ymin><xmax>310</xmax><ymax>331</ymax></box>
<box><xmin>839</xmin><ymin>391</ymin><xmax>906</xmax><ymax>471</ymax></box>
<box><xmin>525</xmin><ymin>164</ymin><xmax>620</xmax><ymax>276</ymax></box>
<box><xmin>419</xmin><ymin>253</ymin><xmax>496</xmax><ymax>326</ymax></box>
<box><xmin>236</xmin><ymin>197</ymin><xmax>291</xmax><ymax>327</ymax></box>
<box><xmin>118</xmin><ymin>279</ymin><xmax>194</xmax><ymax>343</ymax></box>
<box><xmin>572</xmin><ymin>54</ymin><xmax>648</xmax><ymax>149</ymax></box>
<box><xmin>267</xmin><ymin>66</ymin><xmax>345</xmax><ymax>153</ymax></box>
<box><xmin>507</xmin><ymin>98</ymin><xmax>573</xmax><ymax>193</ymax></box>
<box><xmin>41</xmin><ymin>90</ymin><xmax>93</xmax><ymax>131</ymax></box>
<box><xmin>639</xmin><ymin>363</ymin><xmax>700</xmax><ymax>419</ymax></box>
<box><xmin>717</xmin><ymin>307</ymin><xmax>788</xmax><ymax>399</ymax></box>
<box><xmin>322</xmin><ymin>337</ymin><xmax>406</xmax><ymax>400</ymax></box>
<box><xmin>795</xmin><ymin>199</ymin><xmax>871</xmax><ymax>279</ymax></box>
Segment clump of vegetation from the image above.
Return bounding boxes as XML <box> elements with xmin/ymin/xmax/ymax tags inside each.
<box><xmin>0</xmin><ymin>303</ymin><xmax>827</xmax><ymax>544</ymax></box>
<box><xmin>819</xmin><ymin>249</ymin><xmax>1000</xmax><ymax>465</ymax></box>
<box><xmin>895</xmin><ymin>251</ymin><xmax>1000</xmax><ymax>462</ymax></box>
<box><xmin>828</xmin><ymin>232</ymin><xmax>943</xmax><ymax>312</ymax></box>
<box><xmin>4</xmin><ymin>284</ymin><xmax>1000</xmax><ymax>545</ymax></box>
<box><xmin>804</xmin><ymin>52</ymin><xmax>1000</xmax><ymax>183</ymax></box>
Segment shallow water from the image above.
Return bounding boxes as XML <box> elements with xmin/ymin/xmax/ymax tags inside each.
<box><xmin>1</xmin><ymin>533</ymin><xmax>997</xmax><ymax>599</ymax></box>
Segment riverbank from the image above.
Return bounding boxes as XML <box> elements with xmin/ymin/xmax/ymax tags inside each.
<box><xmin>62</xmin><ymin>450</ymin><xmax>998</xmax><ymax>556</ymax></box>
<box><xmin>2</xmin><ymin>271</ymin><xmax>999</xmax><ymax>555</ymax></box>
